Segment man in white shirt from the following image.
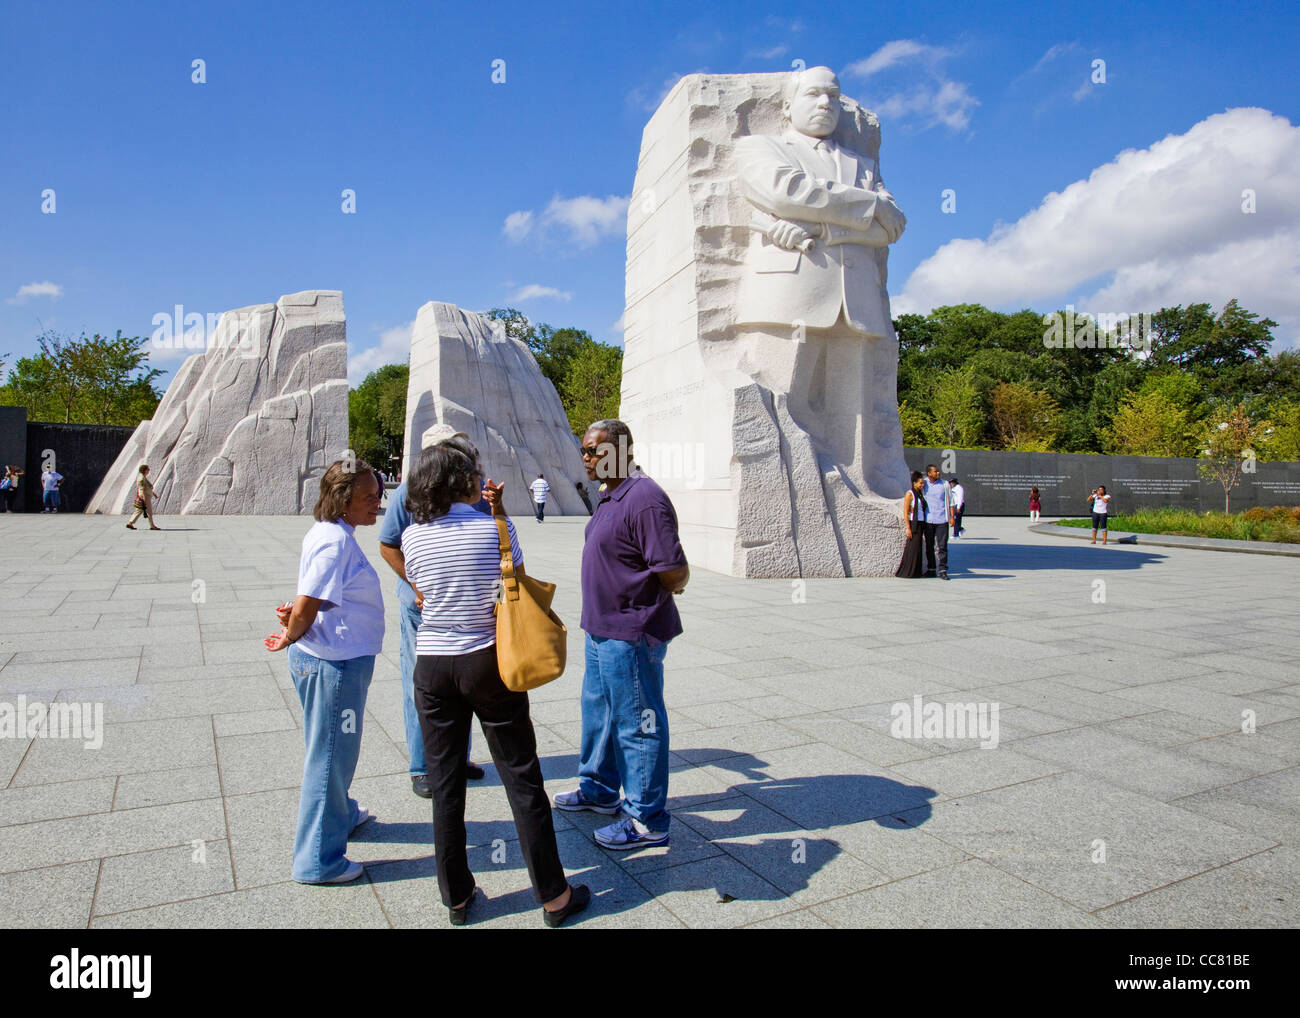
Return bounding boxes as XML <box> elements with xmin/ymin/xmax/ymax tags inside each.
<box><xmin>41</xmin><ymin>468</ymin><xmax>64</xmax><ymax>513</ymax></box>
<box><xmin>949</xmin><ymin>478</ymin><xmax>966</xmax><ymax>538</ymax></box>
<box><xmin>529</xmin><ymin>473</ymin><xmax>550</xmax><ymax>522</ymax></box>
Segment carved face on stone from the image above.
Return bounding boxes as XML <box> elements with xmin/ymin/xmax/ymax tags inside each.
<box><xmin>785</xmin><ymin>67</ymin><xmax>841</xmax><ymax>139</ymax></box>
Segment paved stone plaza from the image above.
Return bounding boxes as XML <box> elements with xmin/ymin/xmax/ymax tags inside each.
<box><xmin>1</xmin><ymin>511</ymin><xmax>1297</xmax><ymax>929</ymax></box>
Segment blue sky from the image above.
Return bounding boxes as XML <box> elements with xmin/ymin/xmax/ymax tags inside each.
<box><xmin>2</xmin><ymin>0</ymin><xmax>1298</xmax><ymax>394</ymax></box>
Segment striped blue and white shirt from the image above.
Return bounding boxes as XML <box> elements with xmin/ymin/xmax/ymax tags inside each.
<box><xmin>401</xmin><ymin>502</ymin><xmax>523</xmax><ymax>655</ymax></box>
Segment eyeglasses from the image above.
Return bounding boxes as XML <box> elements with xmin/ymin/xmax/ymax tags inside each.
<box><xmin>580</xmin><ymin>446</ymin><xmax>602</xmax><ymax>458</ymax></box>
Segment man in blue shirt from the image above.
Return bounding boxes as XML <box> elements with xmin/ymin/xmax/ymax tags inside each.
<box><xmin>378</xmin><ymin>425</ymin><xmax>488</xmax><ymax>798</ymax></box>
<box><xmin>921</xmin><ymin>463</ymin><xmax>953</xmax><ymax>580</ymax></box>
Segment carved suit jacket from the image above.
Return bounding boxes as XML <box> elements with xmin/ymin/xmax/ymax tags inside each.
<box><xmin>734</xmin><ymin>129</ymin><xmax>902</xmax><ymax>337</ymax></box>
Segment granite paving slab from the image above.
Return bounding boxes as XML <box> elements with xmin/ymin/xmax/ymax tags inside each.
<box><xmin>896</xmin><ymin>772</ymin><xmax>1276</xmax><ymax>911</ymax></box>
<box><xmin>811</xmin><ymin>859</ymin><xmax>1109</xmax><ymax>928</ymax></box>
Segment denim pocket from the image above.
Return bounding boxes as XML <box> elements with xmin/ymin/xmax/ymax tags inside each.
<box><xmin>643</xmin><ymin>640</ymin><xmax>669</xmax><ymax>665</ymax></box>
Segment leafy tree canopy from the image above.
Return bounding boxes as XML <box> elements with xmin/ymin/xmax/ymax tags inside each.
<box><xmin>0</xmin><ymin>329</ymin><xmax>163</xmax><ymax>426</ymax></box>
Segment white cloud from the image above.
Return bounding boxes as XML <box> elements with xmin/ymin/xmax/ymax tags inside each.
<box><xmin>503</xmin><ymin>193</ymin><xmax>630</xmax><ymax>248</ymax></box>
<box><xmin>844</xmin><ymin>40</ymin><xmax>949</xmax><ymax>77</ymax></box>
<box><xmin>893</xmin><ymin>108</ymin><xmax>1300</xmax><ymax>348</ymax></box>
<box><xmin>843</xmin><ymin>40</ymin><xmax>977</xmax><ymax>132</ymax></box>
<box><xmin>763</xmin><ymin>16</ymin><xmax>804</xmax><ymax>34</ymax></box>
<box><xmin>7</xmin><ymin>281</ymin><xmax>63</xmax><ymax>304</ymax></box>
<box><xmin>746</xmin><ymin>45</ymin><xmax>788</xmax><ymax>60</ymax></box>
<box><xmin>502</xmin><ymin>210</ymin><xmax>533</xmax><ymax>241</ymax></box>
<box><xmin>1014</xmin><ymin>41</ymin><xmax>1100</xmax><ymax>113</ymax></box>
<box><xmin>1028</xmin><ymin>42</ymin><xmax>1075</xmax><ymax>76</ymax></box>
<box><xmin>874</xmin><ymin>79</ymin><xmax>980</xmax><ymax>131</ymax></box>
<box><xmin>348</xmin><ymin>320</ymin><xmax>413</xmax><ymax>386</ymax></box>
<box><xmin>510</xmin><ymin>284</ymin><xmax>572</xmax><ymax>302</ymax></box>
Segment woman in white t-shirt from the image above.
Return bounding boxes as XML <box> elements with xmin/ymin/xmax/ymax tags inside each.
<box><xmin>1089</xmin><ymin>485</ymin><xmax>1111</xmax><ymax>545</ymax></box>
<box><xmin>265</xmin><ymin>459</ymin><xmax>385</xmax><ymax>885</ymax></box>
<box><xmin>401</xmin><ymin>440</ymin><xmax>588</xmax><ymax>928</ymax></box>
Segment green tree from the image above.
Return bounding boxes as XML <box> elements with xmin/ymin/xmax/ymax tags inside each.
<box><xmin>926</xmin><ymin>366</ymin><xmax>985</xmax><ymax>448</ymax></box>
<box><xmin>1102</xmin><ymin>389</ymin><xmax>1195</xmax><ymax>457</ymax></box>
<box><xmin>898</xmin><ymin>399</ymin><xmax>931</xmax><ymax>446</ymax></box>
<box><xmin>1198</xmin><ymin>403</ymin><xmax>1271</xmax><ymax>513</ymax></box>
<box><xmin>1148</xmin><ymin>300</ymin><xmax>1274</xmax><ymax>372</ymax></box>
<box><xmin>561</xmin><ymin>341</ymin><xmax>623</xmax><ymax>436</ymax></box>
<box><xmin>1260</xmin><ymin>400</ymin><xmax>1300</xmax><ymax>462</ymax></box>
<box><xmin>349</xmin><ymin>364</ymin><xmax>409</xmax><ymax>471</ymax></box>
<box><xmin>990</xmin><ymin>381</ymin><xmax>1061</xmax><ymax>451</ymax></box>
<box><xmin>0</xmin><ymin>329</ymin><xmax>163</xmax><ymax>425</ymax></box>
<box><xmin>1147</xmin><ymin>303</ymin><xmax>1216</xmax><ymax>369</ymax></box>
<box><xmin>485</xmin><ymin>307</ymin><xmax>593</xmax><ymax>392</ymax></box>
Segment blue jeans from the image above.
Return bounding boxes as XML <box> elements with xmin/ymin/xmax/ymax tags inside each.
<box><xmin>579</xmin><ymin>634</ymin><xmax>671</xmax><ymax>833</ymax></box>
<box><xmin>398</xmin><ymin>588</ymin><xmax>470</xmax><ymax>775</ymax></box>
<box><xmin>43</xmin><ymin>490</ymin><xmax>60</xmax><ymax>510</ymax></box>
<box><xmin>289</xmin><ymin>646</ymin><xmax>374</xmax><ymax>882</ymax></box>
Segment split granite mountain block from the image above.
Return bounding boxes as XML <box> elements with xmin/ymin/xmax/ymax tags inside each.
<box><xmin>86</xmin><ymin>290</ymin><xmax>349</xmax><ymax>516</ymax></box>
<box><xmin>401</xmin><ymin>301</ymin><xmax>589</xmax><ymax>517</ymax></box>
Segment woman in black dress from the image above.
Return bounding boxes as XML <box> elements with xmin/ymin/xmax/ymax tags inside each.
<box><xmin>895</xmin><ymin>471</ymin><xmax>926</xmax><ymax>578</ymax></box>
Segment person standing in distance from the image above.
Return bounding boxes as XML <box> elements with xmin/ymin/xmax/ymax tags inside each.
<box><xmin>1090</xmin><ymin>485</ymin><xmax>1111</xmax><ymax>545</ymax></box>
<box><xmin>921</xmin><ymin>463</ymin><xmax>953</xmax><ymax>580</ymax></box>
<box><xmin>554</xmin><ymin>419</ymin><xmax>689</xmax><ymax>850</ymax></box>
<box><xmin>949</xmin><ymin>477</ymin><xmax>966</xmax><ymax>538</ymax></box>
<box><xmin>1</xmin><ymin>465</ymin><xmax>24</xmax><ymax>513</ymax></box>
<box><xmin>41</xmin><ymin>464</ymin><xmax>64</xmax><ymax>513</ymax></box>
<box><xmin>529</xmin><ymin>473</ymin><xmax>550</xmax><ymax>522</ymax></box>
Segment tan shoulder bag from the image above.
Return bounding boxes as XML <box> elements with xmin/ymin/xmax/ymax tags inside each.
<box><xmin>494</xmin><ymin>517</ymin><xmax>567</xmax><ymax>692</ymax></box>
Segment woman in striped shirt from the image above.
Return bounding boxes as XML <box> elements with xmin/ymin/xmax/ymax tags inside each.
<box><xmin>401</xmin><ymin>439</ymin><xmax>588</xmax><ymax>927</ymax></box>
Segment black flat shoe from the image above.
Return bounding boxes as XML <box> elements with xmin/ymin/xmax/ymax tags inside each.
<box><xmin>543</xmin><ymin>883</ymin><xmax>590</xmax><ymax>928</ymax></box>
<box><xmin>411</xmin><ymin>774</ymin><xmax>432</xmax><ymax>799</ymax></box>
<box><xmin>465</xmin><ymin>762</ymin><xmax>486</xmax><ymax>781</ymax></box>
<box><xmin>449</xmin><ymin>887</ymin><xmax>476</xmax><ymax>926</ymax></box>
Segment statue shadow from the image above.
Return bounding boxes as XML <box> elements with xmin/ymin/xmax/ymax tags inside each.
<box><xmin>952</xmin><ymin>542</ymin><xmax>1166</xmax><ymax>578</ymax></box>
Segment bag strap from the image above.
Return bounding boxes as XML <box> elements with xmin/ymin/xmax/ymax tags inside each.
<box><xmin>495</xmin><ymin>517</ymin><xmax>520</xmax><ymax>602</ymax></box>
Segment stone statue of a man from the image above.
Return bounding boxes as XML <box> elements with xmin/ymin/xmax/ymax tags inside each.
<box><xmin>732</xmin><ymin>65</ymin><xmax>908</xmax><ymax>498</ymax></box>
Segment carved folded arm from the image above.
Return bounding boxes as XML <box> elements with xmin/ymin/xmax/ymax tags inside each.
<box><xmin>735</xmin><ymin>137</ymin><xmax>880</xmax><ymax>231</ymax></box>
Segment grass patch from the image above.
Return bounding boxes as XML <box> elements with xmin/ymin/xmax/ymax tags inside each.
<box><xmin>1056</xmin><ymin>506</ymin><xmax>1300</xmax><ymax>543</ymax></box>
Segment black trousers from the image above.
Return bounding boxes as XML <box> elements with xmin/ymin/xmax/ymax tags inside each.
<box><xmin>952</xmin><ymin>508</ymin><xmax>964</xmax><ymax>535</ymax></box>
<box><xmin>923</xmin><ymin>521</ymin><xmax>949</xmax><ymax>576</ymax></box>
<box><xmin>412</xmin><ymin>646</ymin><xmax>568</xmax><ymax>907</ymax></box>
<box><xmin>534</xmin><ymin>500</ymin><xmax>545</xmax><ymax>521</ymax></box>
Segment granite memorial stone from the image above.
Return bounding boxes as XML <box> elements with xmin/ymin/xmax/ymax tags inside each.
<box><xmin>621</xmin><ymin>67</ymin><xmax>910</xmax><ymax>577</ymax></box>
<box><xmin>86</xmin><ymin>290</ymin><xmax>349</xmax><ymax>515</ymax></box>
<box><xmin>401</xmin><ymin>301</ymin><xmax>588</xmax><ymax>517</ymax></box>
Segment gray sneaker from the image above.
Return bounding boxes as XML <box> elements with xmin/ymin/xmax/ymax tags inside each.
<box><xmin>552</xmin><ymin>789</ymin><xmax>623</xmax><ymax>814</ymax></box>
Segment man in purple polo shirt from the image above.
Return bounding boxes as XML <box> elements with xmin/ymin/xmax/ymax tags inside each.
<box><xmin>553</xmin><ymin>419</ymin><xmax>690</xmax><ymax>849</ymax></box>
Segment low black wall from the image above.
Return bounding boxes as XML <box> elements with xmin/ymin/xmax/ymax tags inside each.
<box><xmin>905</xmin><ymin>447</ymin><xmax>1300</xmax><ymax>516</ymax></box>
<box><xmin>1</xmin><ymin>406</ymin><xmax>26</xmax><ymax>476</ymax></box>
<box><xmin>21</xmin><ymin>422</ymin><xmax>135</xmax><ymax>513</ymax></box>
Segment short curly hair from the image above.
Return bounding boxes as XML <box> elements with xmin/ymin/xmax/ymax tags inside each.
<box><xmin>313</xmin><ymin>458</ymin><xmax>376</xmax><ymax>523</ymax></box>
<box><xmin>405</xmin><ymin>443</ymin><xmax>480</xmax><ymax>523</ymax></box>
